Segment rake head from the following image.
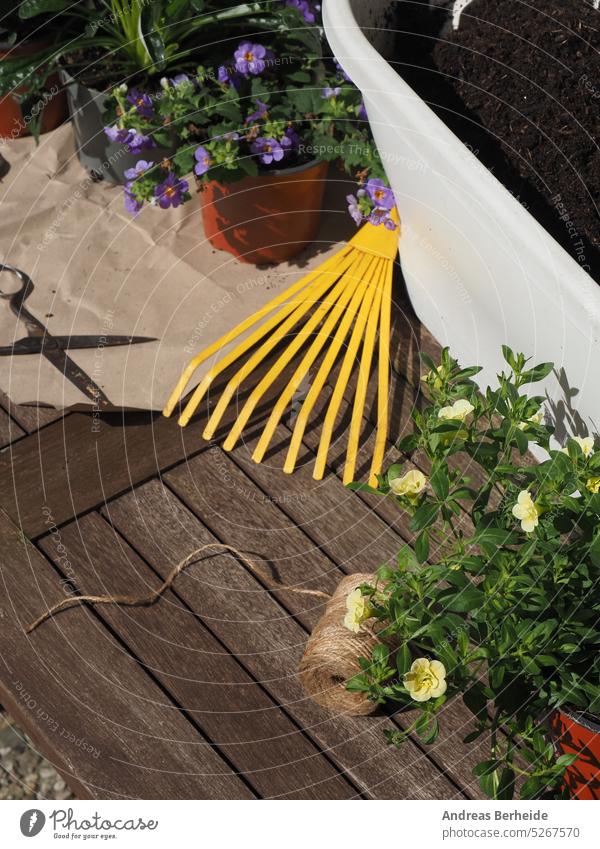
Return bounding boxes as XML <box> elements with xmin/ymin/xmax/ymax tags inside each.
<box><xmin>163</xmin><ymin>209</ymin><xmax>400</xmax><ymax>487</ymax></box>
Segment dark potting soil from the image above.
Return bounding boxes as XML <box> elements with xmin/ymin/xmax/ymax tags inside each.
<box><xmin>391</xmin><ymin>0</ymin><xmax>600</xmax><ymax>281</ymax></box>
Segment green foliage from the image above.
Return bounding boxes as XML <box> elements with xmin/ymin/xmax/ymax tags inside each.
<box><xmin>347</xmin><ymin>347</ymin><xmax>600</xmax><ymax>799</ymax></box>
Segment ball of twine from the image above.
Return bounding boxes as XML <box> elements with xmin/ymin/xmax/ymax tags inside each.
<box><xmin>299</xmin><ymin>572</ymin><xmax>385</xmax><ymax>716</ymax></box>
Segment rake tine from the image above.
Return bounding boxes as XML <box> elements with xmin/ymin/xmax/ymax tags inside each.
<box><xmin>163</xmin><ymin>243</ymin><xmax>352</xmax><ymax>420</ymax></box>
<box><xmin>202</xmin><ymin>260</ymin><xmax>350</xmax><ymax>440</ymax></box>
<box><xmin>368</xmin><ymin>260</ymin><xmax>393</xmax><ymax>486</ymax></box>
<box><xmin>283</xmin><ymin>255</ymin><xmax>382</xmax><ymax>476</ymax></box>
<box><xmin>312</xmin><ymin>260</ymin><xmax>383</xmax><ymax>481</ymax></box>
<box><xmin>223</xmin><ymin>252</ymin><xmax>367</xmax><ymax>453</ymax></box>
<box><xmin>177</xmin><ymin>251</ymin><xmax>355</xmax><ymax>427</ymax></box>
<box><xmin>342</xmin><ymin>260</ymin><xmax>387</xmax><ymax>485</ymax></box>
<box><xmin>251</xmin><ymin>253</ymin><xmax>369</xmax><ymax>464</ymax></box>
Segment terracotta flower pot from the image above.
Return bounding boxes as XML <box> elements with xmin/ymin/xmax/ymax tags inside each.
<box><xmin>551</xmin><ymin>709</ymin><xmax>600</xmax><ymax>799</ymax></box>
<box><xmin>0</xmin><ymin>42</ymin><xmax>67</xmax><ymax>140</ymax></box>
<box><xmin>199</xmin><ymin>159</ymin><xmax>328</xmax><ymax>265</ymax></box>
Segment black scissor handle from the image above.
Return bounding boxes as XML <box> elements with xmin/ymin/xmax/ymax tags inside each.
<box><xmin>0</xmin><ymin>263</ymin><xmax>46</xmax><ymax>335</ymax></box>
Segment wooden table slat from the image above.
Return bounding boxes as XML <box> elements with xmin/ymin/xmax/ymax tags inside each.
<box><xmin>103</xmin><ymin>475</ymin><xmax>464</xmax><ymax>800</ymax></box>
<box><xmin>0</xmin><ymin>508</ymin><xmax>253</xmax><ymax>800</ymax></box>
<box><xmin>38</xmin><ymin>512</ymin><xmax>358</xmax><ymax>800</ymax></box>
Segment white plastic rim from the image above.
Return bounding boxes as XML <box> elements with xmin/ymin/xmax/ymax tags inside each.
<box><xmin>323</xmin><ymin>0</ymin><xmax>600</xmax><ymax>449</ymax></box>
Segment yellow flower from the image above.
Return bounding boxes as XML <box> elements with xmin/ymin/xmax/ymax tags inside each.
<box><xmin>423</xmin><ymin>365</ymin><xmax>444</xmax><ymax>390</ymax></box>
<box><xmin>438</xmin><ymin>399</ymin><xmax>474</xmax><ymax>421</ymax></box>
<box><xmin>586</xmin><ymin>477</ymin><xmax>600</xmax><ymax>494</ymax></box>
<box><xmin>512</xmin><ymin>490</ymin><xmax>540</xmax><ymax>533</ymax></box>
<box><xmin>403</xmin><ymin>658</ymin><xmax>447</xmax><ymax>703</ymax></box>
<box><xmin>517</xmin><ymin>408</ymin><xmax>544</xmax><ymax>430</ymax></box>
<box><xmin>562</xmin><ymin>436</ymin><xmax>594</xmax><ymax>457</ymax></box>
<box><xmin>389</xmin><ymin>469</ymin><xmax>427</xmax><ymax>498</ymax></box>
<box><xmin>343</xmin><ymin>589</ymin><xmax>374</xmax><ymax>633</ymax></box>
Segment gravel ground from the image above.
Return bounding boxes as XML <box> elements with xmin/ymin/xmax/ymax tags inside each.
<box><xmin>0</xmin><ymin>711</ymin><xmax>74</xmax><ymax>800</ymax></box>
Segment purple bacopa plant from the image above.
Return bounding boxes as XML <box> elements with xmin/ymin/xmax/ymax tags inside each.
<box><xmin>124</xmin><ymin>160</ymin><xmax>152</xmax><ymax>182</ymax></box>
<box><xmin>283</xmin><ymin>0</ymin><xmax>319</xmax><ymax>23</ymax></box>
<box><xmin>234</xmin><ymin>42</ymin><xmax>269</xmax><ymax>76</ymax></box>
<box><xmin>322</xmin><ymin>86</ymin><xmax>341</xmax><ymax>99</ymax></box>
<box><xmin>250</xmin><ymin>136</ymin><xmax>291</xmax><ymax>165</ymax></box>
<box><xmin>194</xmin><ymin>146</ymin><xmax>212</xmax><ymax>176</ymax></box>
<box><xmin>365</xmin><ymin>177</ymin><xmax>395</xmax><ymax>211</ymax></box>
<box><xmin>104</xmin><ymin>125</ymin><xmax>156</xmax><ymax>155</ymax></box>
<box><xmin>127</xmin><ymin>88</ymin><xmax>154</xmax><ymax>119</ymax></box>
<box><xmin>154</xmin><ymin>172</ymin><xmax>189</xmax><ymax>209</ymax></box>
<box><xmin>245</xmin><ymin>99</ymin><xmax>269</xmax><ymax>125</ymax></box>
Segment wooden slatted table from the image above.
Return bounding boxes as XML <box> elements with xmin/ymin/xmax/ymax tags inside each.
<box><xmin>0</xmin><ymin>298</ymin><xmax>487</xmax><ymax>800</ymax></box>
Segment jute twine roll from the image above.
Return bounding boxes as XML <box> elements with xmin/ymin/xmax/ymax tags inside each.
<box><xmin>299</xmin><ymin>572</ymin><xmax>384</xmax><ymax>716</ymax></box>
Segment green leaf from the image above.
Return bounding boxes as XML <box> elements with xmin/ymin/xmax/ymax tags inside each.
<box><xmin>445</xmin><ymin>585</ymin><xmax>484</xmax><ymax>613</ymax></box>
<box><xmin>19</xmin><ymin>0</ymin><xmax>70</xmax><ymax>18</ymax></box>
<box><xmin>409</xmin><ymin>502</ymin><xmax>439</xmax><ymax>533</ymax></box>
<box><xmin>497</xmin><ymin>767</ymin><xmax>515</xmax><ymax>800</ymax></box>
<box><xmin>520</xmin><ymin>362</ymin><xmax>553</xmax><ymax>384</ymax></box>
<box><xmin>396</xmin><ymin>643</ymin><xmax>412</xmax><ymax>676</ymax></box>
<box><xmin>473</xmin><ymin>525</ymin><xmax>520</xmax><ymax>547</ymax></box>
<box><xmin>463</xmin><ymin>684</ymin><xmax>488</xmax><ymax>720</ymax></box>
<box><xmin>430</xmin><ymin>464</ymin><xmax>449</xmax><ymax>500</ymax></box>
<box><xmin>414</xmin><ymin>530</ymin><xmax>429</xmax><ymax>563</ymax></box>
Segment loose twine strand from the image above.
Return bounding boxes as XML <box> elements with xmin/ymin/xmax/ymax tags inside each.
<box><xmin>25</xmin><ymin>544</ymin><xmax>383</xmax><ymax>716</ymax></box>
<box><xmin>25</xmin><ymin>543</ymin><xmax>331</xmax><ymax>635</ymax></box>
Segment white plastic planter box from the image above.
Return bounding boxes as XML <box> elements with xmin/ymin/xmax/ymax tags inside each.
<box><xmin>323</xmin><ymin>0</ymin><xmax>600</xmax><ymax>448</ymax></box>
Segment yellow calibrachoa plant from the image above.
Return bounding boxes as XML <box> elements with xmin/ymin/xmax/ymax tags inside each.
<box><xmin>512</xmin><ymin>490</ymin><xmax>540</xmax><ymax>533</ymax></box>
<box><xmin>586</xmin><ymin>477</ymin><xmax>600</xmax><ymax>494</ymax></box>
<box><xmin>438</xmin><ymin>398</ymin><xmax>474</xmax><ymax>421</ymax></box>
<box><xmin>517</xmin><ymin>408</ymin><xmax>544</xmax><ymax>430</ymax></box>
<box><xmin>403</xmin><ymin>658</ymin><xmax>447</xmax><ymax>702</ymax></box>
<box><xmin>389</xmin><ymin>469</ymin><xmax>427</xmax><ymax>498</ymax></box>
<box><xmin>423</xmin><ymin>365</ymin><xmax>444</xmax><ymax>390</ymax></box>
<box><xmin>344</xmin><ymin>588</ymin><xmax>374</xmax><ymax>633</ymax></box>
<box><xmin>562</xmin><ymin>436</ymin><xmax>594</xmax><ymax>457</ymax></box>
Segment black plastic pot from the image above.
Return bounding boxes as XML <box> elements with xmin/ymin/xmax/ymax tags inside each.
<box><xmin>61</xmin><ymin>71</ymin><xmax>173</xmax><ymax>185</ymax></box>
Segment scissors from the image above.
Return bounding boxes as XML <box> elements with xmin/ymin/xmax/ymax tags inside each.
<box><xmin>0</xmin><ymin>263</ymin><xmax>157</xmax><ymax>409</ymax></box>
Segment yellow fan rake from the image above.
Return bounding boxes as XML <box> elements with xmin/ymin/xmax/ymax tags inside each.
<box><xmin>163</xmin><ymin>209</ymin><xmax>400</xmax><ymax>486</ymax></box>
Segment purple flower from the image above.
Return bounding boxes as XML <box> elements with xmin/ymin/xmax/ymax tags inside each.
<box><xmin>245</xmin><ymin>99</ymin><xmax>269</xmax><ymax>125</ymax></box>
<box><xmin>358</xmin><ymin>100</ymin><xmax>368</xmax><ymax>121</ymax></box>
<box><xmin>251</xmin><ymin>135</ymin><xmax>290</xmax><ymax>165</ymax></box>
<box><xmin>334</xmin><ymin>58</ymin><xmax>352</xmax><ymax>82</ymax></box>
<box><xmin>127</xmin><ymin>88</ymin><xmax>154</xmax><ymax>119</ymax></box>
<box><xmin>368</xmin><ymin>207</ymin><xmax>397</xmax><ymax>230</ymax></box>
<box><xmin>346</xmin><ymin>194</ymin><xmax>364</xmax><ymax>227</ymax></box>
<box><xmin>284</xmin><ymin>0</ymin><xmax>317</xmax><ymax>23</ymax></box>
<box><xmin>105</xmin><ymin>125</ymin><xmax>156</xmax><ymax>154</ymax></box>
<box><xmin>234</xmin><ymin>42</ymin><xmax>268</xmax><ymax>76</ymax></box>
<box><xmin>154</xmin><ymin>172</ymin><xmax>189</xmax><ymax>209</ymax></box>
<box><xmin>126</xmin><ymin>131</ymin><xmax>156</xmax><ymax>155</ymax></box>
<box><xmin>284</xmin><ymin>125</ymin><xmax>300</xmax><ymax>149</ymax></box>
<box><xmin>322</xmin><ymin>86</ymin><xmax>341</xmax><ymax>99</ymax></box>
<box><xmin>365</xmin><ymin>178</ymin><xmax>395</xmax><ymax>211</ymax></box>
<box><xmin>124</xmin><ymin>182</ymin><xmax>143</xmax><ymax>216</ymax></box>
<box><xmin>123</xmin><ymin>159</ymin><xmax>152</xmax><ymax>182</ymax></box>
<box><xmin>104</xmin><ymin>125</ymin><xmax>132</xmax><ymax>145</ymax></box>
<box><xmin>194</xmin><ymin>145</ymin><xmax>212</xmax><ymax>176</ymax></box>
<box><xmin>218</xmin><ymin>64</ymin><xmax>244</xmax><ymax>90</ymax></box>
<box><xmin>171</xmin><ymin>74</ymin><xmax>190</xmax><ymax>87</ymax></box>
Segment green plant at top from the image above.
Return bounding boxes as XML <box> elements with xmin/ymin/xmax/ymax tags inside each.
<box><xmin>0</xmin><ymin>1</ymin><xmax>298</xmax><ymax>134</ymax></box>
<box><xmin>346</xmin><ymin>346</ymin><xmax>600</xmax><ymax>799</ymax></box>
<box><xmin>103</xmin><ymin>2</ymin><xmax>394</xmax><ymax>223</ymax></box>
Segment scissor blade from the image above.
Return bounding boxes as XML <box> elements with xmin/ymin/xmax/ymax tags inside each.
<box><xmin>52</xmin><ymin>334</ymin><xmax>158</xmax><ymax>350</ymax></box>
<box><xmin>41</xmin><ymin>344</ymin><xmax>112</xmax><ymax>408</ymax></box>
<box><xmin>0</xmin><ymin>335</ymin><xmax>157</xmax><ymax>355</ymax></box>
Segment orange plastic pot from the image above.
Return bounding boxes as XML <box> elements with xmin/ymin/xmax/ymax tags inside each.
<box><xmin>551</xmin><ymin>710</ymin><xmax>600</xmax><ymax>799</ymax></box>
<box><xmin>199</xmin><ymin>159</ymin><xmax>328</xmax><ymax>265</ymax></box>
<box><xmin>0</xmin><ymin>42</ymin><xmax>67</xmax><ymax>140</ymax></box>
